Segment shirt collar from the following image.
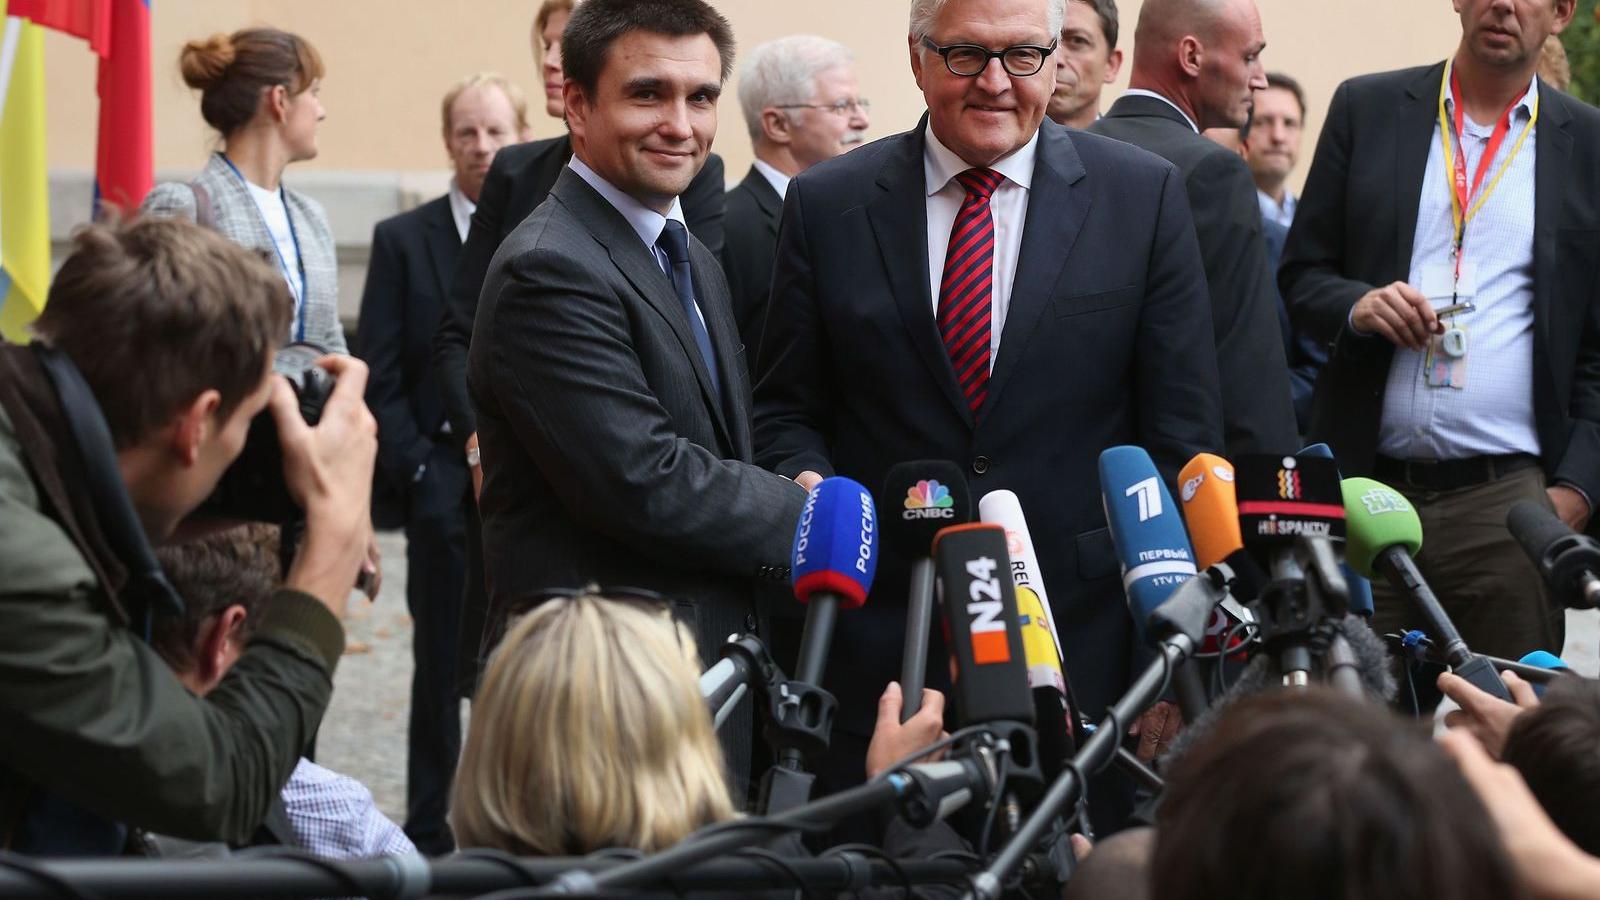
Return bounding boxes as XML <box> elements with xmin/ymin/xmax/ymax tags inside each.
<box><xmin>447</xmin><ymin>179</ymin><xmax>475</xmax><ymax>243</ymax></box>
<box><xmin>568</xmin><ymin>154</ymin><xmax>687</xmax><ymax>252</ymax></box>
<box><xmin>922</xmin><ymin>122</ymin><xmax>1039</xmax><ymax>198</ymax></box>
<box><xmin>1444</xmin><ymin>70</ymin><xmax>1540</xmax><ymax>133</ymax></box>
<box><xmin>1120</xmin><ymin>88</ymin><xmax>1200</xmax><ymax>133</ymax></box>
<box><xmin>751</xmin><ymin>158</ymin><xmax>792</xmax><ymax>200</ymax></box>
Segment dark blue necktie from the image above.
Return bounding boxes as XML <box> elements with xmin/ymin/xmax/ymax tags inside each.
<box><xmin>655</xmin><ymin>220</ymin><xmax>722</xmax><ymax>405</ymax></box>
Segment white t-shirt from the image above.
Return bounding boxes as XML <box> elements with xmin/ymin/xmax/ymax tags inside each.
<box><xmin>245</xmin><ymin>180</ymin><xmax>306</xmax><ymax>339</ymax></box>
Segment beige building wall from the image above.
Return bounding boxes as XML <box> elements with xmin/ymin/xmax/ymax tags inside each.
<box><xmin>39</xmin><ymin>0</ymin><xmax>1465</xmax><ymax>320</ymax></box>
<box><xmin>44</xmin><ymin>0</ymin><xmax>1464</xmax><ymax>183</ymax></box>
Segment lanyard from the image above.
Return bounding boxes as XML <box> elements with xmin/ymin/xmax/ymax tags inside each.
<box><xmin>219</xmin><ymin>154</ymin><xmax>309</xmax><ymax>342</ymax></box>
<box><xmin>1436</xmin><ymin>61</ymin><xmax>1538</xmax><ymax>307</ymax></box>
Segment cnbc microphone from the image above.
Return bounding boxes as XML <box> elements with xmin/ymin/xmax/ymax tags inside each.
<box><xmin>1507</xmin><ymin>500</ymin><xmax>1600</xmax><ymax>610</ymax></box>
<box><xmin>1342</xmin><ymin>477</ymin><xmax>1512</xmax><ymax>702</ymax></box>
<box><xmin>882</xmin><ymin>461</ymin><xmax>972</xmax><ymax>721</ymax></box>
<box><xmin>1099</xmin><ymin>445</ymin><xmax>1210</xmax><ymax>721</ymax></box>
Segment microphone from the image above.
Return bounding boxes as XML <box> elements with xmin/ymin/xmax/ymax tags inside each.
<box><xmin>1296</xmin><ymin>442</ymin><xmax>1376</xmax><ymax>618</ymax></box>
<box><xmin>979</xmin><ymin>489</ymin><xmax>1064</xmax><ymax>664</ymax></box>
<box><xmin>1017</xmin><ymin>585</ymin><xmax>1077</xmax><ymax>779</ymax></box>
<box><xmin>1508</xmin><ymin>500</ymin><xmax>1600</xmax><ymax>610</ymax></box>
<box><xmin>931</xmin><ymin>523</ymin><xmax>1034</xmax><ymax>727</ymax></box>
<box><xmin>881</xmin><ymin>461</ymin><xmax>972</xmax><ymax>721</ymax></box>
<box><xmin>1177</xmin><ymin>453</ymin><xmax>1260</xmax><ymax>656</ymax></box>
<box><xmin>1342</xmin><ymin>476</ymin><xmax>1512</xmax><ymax>702</ymax></box>
<box><xmin>1099</xmin><ymin>445</ymin><xmax>1211</xmax><ymax>720</ymax></box>
<box><xmin>790</xmin><ymin>476</ymin><xmax>878</xmax><ymax>689</ymax></box>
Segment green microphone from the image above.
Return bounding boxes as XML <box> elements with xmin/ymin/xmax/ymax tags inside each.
<box><xmin>1342</xmin><ymin>478</ymin><xmax>1511</xmax><ymax>701</ymax></box>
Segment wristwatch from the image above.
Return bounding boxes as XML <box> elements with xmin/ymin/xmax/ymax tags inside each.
<box><xmin>466</xmin><ymin>445</ymin><xmax>481</xmax><ymax>468</ymax></box>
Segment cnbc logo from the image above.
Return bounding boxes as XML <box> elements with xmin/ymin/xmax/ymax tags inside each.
<box><xmin>904</xmin><ymin>479</ymin><xmax>957</xmax><ymax>520</ymax></box>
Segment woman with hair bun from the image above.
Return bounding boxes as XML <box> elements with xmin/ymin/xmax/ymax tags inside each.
<box><xmin>143</xmin><ymin>27</ymin><xmax>345</xmax><ymax>354</ymax></box>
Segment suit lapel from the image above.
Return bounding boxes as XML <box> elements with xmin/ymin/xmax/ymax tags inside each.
<box><xmin>745</xmin><ymin>168</ymin><xmax>784</xmax><ymax>236</ymax></box>
<box><xmin>983</xmin><ymin>123</ymin><xmax>1089</xmax><ymax>419</ymax></box>
<box><xmin>1533</xmin><ymin>80</ymin><xmax>1572</xmax><ymax>370</ymax></box>
<box><xmin>551</xmin><ymin>169</ymin><xmax>735</xmax><ymax>450</ymax></box>
<box><xmin>423</xmin><ymin>197</ymin><xmax>461</xmax><ymax>298</ymax></box>
<box><xmin>1395</xmin><ymin>63</ymin><xmax>1445</xmax><ymax>278</ymax></box>
<box><xmin>690</xmin><ymin>245</ymin><xmax>748</xmax><ymax>458</ymax></box>
<box><xmin>866</xmin><ymin>127</ymin><xmax>975</xmax><ymax>426</ymax></box>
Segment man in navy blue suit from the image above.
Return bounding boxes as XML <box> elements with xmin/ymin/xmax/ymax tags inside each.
<box><xmin>755</xmin><ymin>0</ymin><xmax>1223</xmax><ymax>832</ymax></box>
<box><xmin>355</xmin><ymin>74</ymin><xmax>529</xmax><ymax>855</ymax></box>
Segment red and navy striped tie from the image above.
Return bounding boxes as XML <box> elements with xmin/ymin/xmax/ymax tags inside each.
<box><xmin>938</xmin><ymin>167</ymin><xmax>1004</xmax><ymax>415</ymax></box>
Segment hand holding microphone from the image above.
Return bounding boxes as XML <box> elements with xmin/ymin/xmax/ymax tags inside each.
<box><xmin>1438</xmin><ymin>669</ymin><xmax>1542</xmax><ymax>758</ymax></box>
<box><xmin>866</xmin><ymin>683</ymin><xmax>949</xmax><ymax>779</ymax></box>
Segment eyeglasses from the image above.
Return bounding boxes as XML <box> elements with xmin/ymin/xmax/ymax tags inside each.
<box><xmin>775</xmin><ymin>97</ymin><xmax>872</xmax><ymax>116</ymax></box>
<box><xmin>920</xmin><ymin>36</ymin><xmax>1059</xmax><ymax>77</ymax></box>
<box><xmin>509</xmin><ymin>583</ymin><xmax>688</xmax><ymax>623</ymax></box>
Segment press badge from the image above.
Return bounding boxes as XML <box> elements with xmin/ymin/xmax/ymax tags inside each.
<box><xmin>1419</xmin><ymin>264</ymin><xmax>1473</xmax><ymax>389</ymax></box>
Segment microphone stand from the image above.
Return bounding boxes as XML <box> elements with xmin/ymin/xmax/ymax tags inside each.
<box><xmin>537</xmin><ymin>748</ymin><xmax>998</xmax><ymax>897</ymax></box>
<box><xmin>965</xmin><ymin>633</ymin><xmax>1195</xmax><ymax>900</ymax></box>
<box><xmin>702</xmin><ymin>632</ymin><xmax>840</xmax><ymax>816</ymax></box>
<box><xmin>1250</xmin><ymin>537</ymin><xmax>1365</xmax><ymax>698</ymax></box>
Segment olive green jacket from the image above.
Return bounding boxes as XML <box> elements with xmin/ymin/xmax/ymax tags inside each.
<box><xmin>0</xmin><ymin>403</ymin><xmax>346</xmax><ymax>845</ymax></box>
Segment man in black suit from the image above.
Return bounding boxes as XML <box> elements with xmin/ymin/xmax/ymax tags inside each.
<box><xmin>430</xmin><ymin>71</ymin><xmax>726</xmax><ymax>697</ymax></box>
<box><xmin>1089</xmin><ymin>0</ymin><xmax>1296</xmax><ymax>457</ymax></box>
<box><xmin>755</xmin><ymin>0</ymin><xmax>1223</xmax><ymax>830</ymax></box>
<box><xmin>1281</xmin><ymin>0</ymin><xmax>1596</xmax><ymax>661</ymax></box>
<box><xmin>355</xmin><ymin>75</ymin><xmax>530</xmax><ymax>855</ymax></box>
<box><xmin>725</xmin><ymin>35</ymin><xmax>871</xmax><ymax>358</ymax></box>
<box><xmin>467</xmin><ymin>0</ymin><xmax>807</xmax><ymax>783</ymax></box>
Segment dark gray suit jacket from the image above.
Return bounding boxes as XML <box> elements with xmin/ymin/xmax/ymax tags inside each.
<box><xmin>721</xmin><ymin>166</ymin><xmax>784</xmax><ymax>360</ymax></box>
<box><xmin>1091</xmin><ymin>95</ymin><xmax>1299</xmax><ymax>456</ymax></box>
<box><xmin>467</xmin><ymin>167</ymin><xmax>807</xmax><ymax>663</ymax></box>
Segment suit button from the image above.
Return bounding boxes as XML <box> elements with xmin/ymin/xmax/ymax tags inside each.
<box><xmin>745</xmin><ymin>614</ymin><xmax>759</xmax><ymax>632</ymax></box>
<box><xmin>972</xmin><ymin>456</ymin><xmax>991</xmax><ymax>475</ymax></box>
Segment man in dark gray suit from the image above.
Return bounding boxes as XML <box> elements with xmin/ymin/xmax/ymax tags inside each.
<box><xmin>467</xmin><ymin>0</ymin><xmax>807</xmax><ymax>779</ymax></box>
<box><xmin>725</xmin><ymin>35</ymin><xmax>871</xmax><ymax>359</ymax></box>
<box><xmin>1089</xmin><ymin>0</ymin><xmax>1296</xmax><ymax>457</ymax></box>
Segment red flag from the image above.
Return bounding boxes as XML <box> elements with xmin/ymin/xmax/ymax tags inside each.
<box><xmin>93</xmin><ymin>0</ymin><xmax>151</xmax><ymax>214</ymax></box>
<box><xmin>8</xmin><ymin>0</ymin><xmax>111</xmax><ymax>56</ymax></box>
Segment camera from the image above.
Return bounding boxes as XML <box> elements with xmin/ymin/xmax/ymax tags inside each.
<box><xmin>196</xmin><ymin>342</ymin><xmax>334</xmax><ymax>524</ymax></box>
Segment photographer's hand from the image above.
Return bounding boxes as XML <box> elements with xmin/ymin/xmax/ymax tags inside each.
<box><xmin>273</xmin><ymin>356</ymin><xmax>378</xmax><ymax>618</ymax></box>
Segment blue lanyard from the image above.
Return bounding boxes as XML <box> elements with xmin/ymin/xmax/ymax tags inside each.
<box><xmin>219</xmin><ymin>153</ymin><xmax>309</xmax><ymax>342</ymax></box>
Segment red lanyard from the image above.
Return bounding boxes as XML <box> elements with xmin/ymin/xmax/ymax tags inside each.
<box><xmin>1443</xmin><ymin>66</ymin><xmax>1532</xmax><ymax>292</ymax></box>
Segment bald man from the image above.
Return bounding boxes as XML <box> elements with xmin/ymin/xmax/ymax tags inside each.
<box><xmin>1090</xmin><ymin>0</ymin><xmax>1296</xmax><ymax>456</ymax></box>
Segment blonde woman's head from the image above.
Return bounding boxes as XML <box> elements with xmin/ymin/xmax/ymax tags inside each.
<box><xmin>451</xmin><ymin>590</ymin><xmax>735</xmax><ymax>854</ymax></box>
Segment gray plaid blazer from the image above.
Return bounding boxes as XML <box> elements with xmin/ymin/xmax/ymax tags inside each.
<box><xmin>143</xmin><ymin>153</ymin><xmax>347</xmax><ymax>354</ymax></box>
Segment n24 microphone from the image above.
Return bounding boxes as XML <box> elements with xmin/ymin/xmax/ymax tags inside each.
<box><xmin>932</xmin><ymin>523</ymin><xmax>1034</xmax><ymax>727</ymax></box>
<box><xmin>881</xmin><ymin>461</ymin><xmax>972</xmax><ymax>721</ymax></box>
<box><xmin>1342</xmin><ymin>477</ymin><xmax>1512</xmax><ymax>701</ymax></box>
<box><xmin>1508</xmin><ymin>500</ymin><xmax>1600</xmax><ymax>610</ymax></box>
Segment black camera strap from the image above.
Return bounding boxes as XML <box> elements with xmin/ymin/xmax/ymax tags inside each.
<box><xmin>33</xmin><ymin>343</ymin><xmax>184</xmax><ymax>628</ymax></box>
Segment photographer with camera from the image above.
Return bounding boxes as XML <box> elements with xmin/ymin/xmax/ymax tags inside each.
<box><xmin>0</xmin><ymin>217</ymin><xmax>376</xmax><ymax>855</ymax></box>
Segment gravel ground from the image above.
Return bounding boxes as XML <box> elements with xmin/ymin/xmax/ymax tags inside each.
<box><xmin>314</xmin><ymin>529</ymin><xmax>1600</xmax><ymax>824</ymax></box>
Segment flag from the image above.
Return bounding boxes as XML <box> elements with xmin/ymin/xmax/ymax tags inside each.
<box><xmin>8</xmin><ymin>0</ymin><xmax>110</xmax><ymax>56</ymax></box>
<box><xmin>93</xmin><ymin>0</ymin><xmax>150</xmax><ymax>214</ymax></box>
<box><xmin>0</xmin><ymin>13</ymin><xmax>51</xmax><ymax>342</ymax></box>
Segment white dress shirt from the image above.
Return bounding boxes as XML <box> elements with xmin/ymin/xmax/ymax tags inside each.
<box><xmin>924</xmin><ymin>124</ymin><xmax>1038</xmax><ymax>368</ymax></box>
<box><xmin>243</xmin><ymin>179</ymin><xmax>306</xmax><ymax>338</ymax></box>
<box><xmin>1377</xmin><ymin>73</ymin><xmax>1540</xmax><ymax>461</ymax></box>
<box><xmin>447</xmin><ymin>179</ymin><xmax>475</xmax><ymax>243</ymax></box>
<box><xmin>1258</xmin><ymin>190</ymin><xmax>1297</xmax><ymax>230</ymax></box>
<box><xmin>1120</xmin><ymin>88</ymin><xmax>1199</xmax><ymax>133</ymax></box>
<box><xmin>568</xmin><ymin>155</ymin><xmax>707</xmax><ymax>328</ymax></box>
<box><xmin>752</xmin><ymin>157</ymin><xmax>792</xmax><ymax>199</ymax></box>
